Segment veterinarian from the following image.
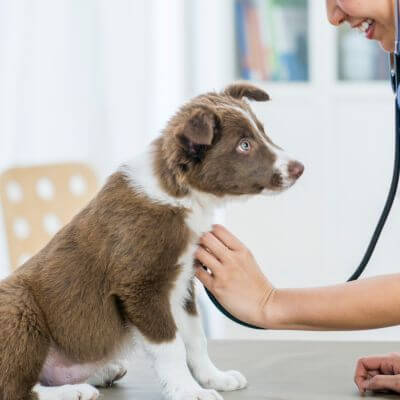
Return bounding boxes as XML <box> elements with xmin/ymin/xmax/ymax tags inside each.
<box><xmin>195</xmin><ymin>0</ymin><xmax>400</xmax><ymax>395</ymax></box>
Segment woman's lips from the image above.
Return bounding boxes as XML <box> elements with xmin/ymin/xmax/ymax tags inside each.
<box><xmin>355</xmin><ymin>18</ymin><xmax>375</xmax><ymax>39</ymax></box>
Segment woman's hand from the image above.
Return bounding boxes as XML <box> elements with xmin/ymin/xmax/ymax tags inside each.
<box><xmin>194</xmin><ymin>224</ymin><xmax>275</xmax><ymax>328</ymax></box>
<box><xmin>195</xmin><ymin>227</ymin><xmax>400</xmax><ymax>332</ymax></box>
<box><xmin>354</xmin><ymin>353</ymin><xmax>400</xmax><ymax>394</ymax></box>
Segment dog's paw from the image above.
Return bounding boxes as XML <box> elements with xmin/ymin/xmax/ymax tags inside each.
<box><xmin>87</xmin><ymin>361</ymin><xmax>127</xmax><ymax>387</ymax></box>
<box><xmin>35</xmin><ymin>383</ymin><xmax>99</xmax><ymax>400</ymax></box>
<box><xmin>175</xmin><ymin>388</ymin><xmax>223</xmax><ymax>400</ymax></box>
<box><xmin>60</xmin><ymin>384</ymin><xmax>100</xmax><ymax>400</ymax></box>
<box><xmin>198</xmin><ymin>370</ymin><xmax>247</xmax><ymax>392</ymax></box>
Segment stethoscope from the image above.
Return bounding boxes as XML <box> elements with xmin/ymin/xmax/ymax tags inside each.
<box><xmin>204</xmin><ymin>2</ymin><xmax>400</xmax><ymax>330</ymax></box>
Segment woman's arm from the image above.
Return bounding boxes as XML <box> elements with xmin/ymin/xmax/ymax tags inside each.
<box><xmin>195</xmin><ymin>224</ymin><xmax>400</xmax><ymax>330</ymax></box>
<box><xmin>270</xmin><ymin>275</ymin><xmax>400</xmax><ymax>330</ymax></box>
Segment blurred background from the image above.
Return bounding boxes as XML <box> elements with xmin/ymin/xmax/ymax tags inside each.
<box><xmin>0</xmin><ymin>0</ymin><xmax>398</xmax><ymax>342</ymax></box>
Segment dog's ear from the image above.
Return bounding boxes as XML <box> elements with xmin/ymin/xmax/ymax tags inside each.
<box><xmin>224</xmin><ymin>82</ymin><xmax>270</xmax><ymax>102</ymax></box>
<box><xmin>178</xmin><ymin>106</ymin><xmax>220</xmax><ymax>160</ymax></box>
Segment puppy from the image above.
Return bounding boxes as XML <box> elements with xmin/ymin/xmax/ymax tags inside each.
<box><xmin>0</xmin><ymin>82</ymin><xmax>303</xmax><ymax>400</ymax></box>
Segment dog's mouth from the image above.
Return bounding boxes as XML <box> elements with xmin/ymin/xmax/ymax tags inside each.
<box><xmin>261</xmin><ymin>163</ymin><xmax>304</xmax><ymax>195</ymax></box>
<box><xmin>270</xmin><ymin>172</ymin><xmax>284</xmax><ymax>189</ymax></box>
<box><xmin>261</xmin><ymin>181</ymin><xmax>295</xmax><ymax>196</ymax></box>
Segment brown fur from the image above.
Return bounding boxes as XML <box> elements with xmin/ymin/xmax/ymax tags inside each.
<box><xmin>224</xmin><ymin>81</ymin><xmax>270</xmax><ymax>101</ymax></box>
<box><xmin>0</xmin><ymin>83</ymin><xmax>284</xmax><ymax>400</ymax></box>
<box><xmin>183</xmin><ymin>280</ymin><xmax>197</xmax><ymax>316</ymax></box>
<box><xmin>0</xmin><ymin>172</ymin><xmax>191</xmax><ymax>399</ymax></box>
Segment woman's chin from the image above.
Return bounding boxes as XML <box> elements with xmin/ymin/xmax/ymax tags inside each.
<box><xmin>378</xmin><ymin>31</ymin><xmax>395</xmax><ymax>52</ymax></box>
<box><xmin>379</xmin><ymin>38</ymin><xmax>394</xmax><ymax>52</ymax></box>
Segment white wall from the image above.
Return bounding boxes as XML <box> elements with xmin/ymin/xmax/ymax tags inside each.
<box><xmin>0</xmin><ymin>0</ymin><xmax>186</xmax><ymax>278</ymax></box>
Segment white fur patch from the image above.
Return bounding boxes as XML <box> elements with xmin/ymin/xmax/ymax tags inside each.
<box><xmin>120</xmin><ymin>149</ymin><xmax>190</xmax><ymax>208</ymax></box>
<box><xmin>230</xmin><ymin>106</ymin><xmax>260</xmax><ymax>134</ymax></box>
<box><xmin>272</xmin><ymin>148</ymin><xmax>299</xmax><ymax>191</ymax></box>
<box><xmin>34</xmin><ymin>383</ymin><xmax>99</xmax><ymax>400</ymax></box>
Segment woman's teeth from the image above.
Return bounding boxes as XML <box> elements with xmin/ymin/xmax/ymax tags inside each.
<box><xmin>357</xmin><ymin>19</ymin><xmax>374</xmax><ymax>35</ymax></box>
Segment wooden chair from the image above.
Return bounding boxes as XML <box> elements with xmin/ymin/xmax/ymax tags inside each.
<box><xmin>0</xmin><ymin>163</ymin><xmax>97</xmax><ymax>271</ymax></box>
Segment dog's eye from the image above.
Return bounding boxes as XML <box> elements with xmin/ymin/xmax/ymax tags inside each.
<box><xmin>238</xmin><ymin>139</ymin><xmax>251</xmax><ymax>153</ymax></box>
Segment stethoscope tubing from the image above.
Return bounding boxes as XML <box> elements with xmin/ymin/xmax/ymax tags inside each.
<box><xmin>347</xmin><ymin>96</ymin><xmax>400</xmax><ymax>282</ymax></box>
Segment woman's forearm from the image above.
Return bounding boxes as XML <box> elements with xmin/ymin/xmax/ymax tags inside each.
<box><xmin>265</xmin><ymin>274</ymin><xmax>400</xmax><ymax>330</ymax></box>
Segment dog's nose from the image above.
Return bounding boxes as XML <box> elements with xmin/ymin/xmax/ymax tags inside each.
<box><xmin>288</xmin><ymin>161</ymin><xmax>304</xmax><ymax>180</ymax></box>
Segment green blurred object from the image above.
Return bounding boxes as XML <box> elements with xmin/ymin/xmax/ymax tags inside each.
<box><xmin>235</xmin><ymin>0</ymin><xmax>309</xmax><ymax>82</ymax></box>
<box><xmin>272</xmin><ymin>0</ymin><xmax>307</xmax><ymax>6</ymax></box>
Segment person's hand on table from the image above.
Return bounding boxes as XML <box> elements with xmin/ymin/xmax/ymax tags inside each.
<box><xmin>194</xmin><ymin>224</ymin><xmax>274</xmax><ymax>328</ymax></box>
<box><xmin>354</xmin><ymin>353</ymin><xmax>400</xmax><ymax>394</ymax></box>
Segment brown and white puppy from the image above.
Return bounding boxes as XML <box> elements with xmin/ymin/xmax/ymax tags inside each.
<box><xmin>0</xmin><ymin>83</ymin><xmax>303</xmax><ymax>400</ymax></box>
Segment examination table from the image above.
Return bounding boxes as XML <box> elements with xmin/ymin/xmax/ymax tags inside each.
<box><xmin>100</xmin><ymin>340</ymin><xmax>399</xmax><ymax>399</ymax></box>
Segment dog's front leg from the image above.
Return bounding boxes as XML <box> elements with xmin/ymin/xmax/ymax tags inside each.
<box><xmin>128</xmin><ymin>294</ymin><xmax>223</xmax><ymax>400</ymax></box>
<box><xmin>175</xmin><ymin>295</ymin><xmax>247</xmax><ymax>392</ymax></box>
<box><xmin>137</xmin><ymin>330</ymin><xmax>223</xmax><ymax>400</ymax></box>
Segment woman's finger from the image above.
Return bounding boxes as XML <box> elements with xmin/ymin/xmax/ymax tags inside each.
<box><xmin>355</xmin><ymin>356</ymin><xmax>387</xmax><ymax>375</ymax></box>
<box><xmin>195</xmin><ymin>246</ymin><xmax>221</xmax><ymax>273</ymax></box>
<box><xmin>200</xmin><ymin>232</ymin><xmax>230</xmax><ymax>262</ymax></box>
<box><xmin>365</xmin><ymin>374</ymin><xmax>400</xmax><ymax>393</ymax></box>
<box><xmin>357</xmin><ymin>355</ymin><xmax>400</xmax><ymax>376</ymax></box>
<box><xmin>354</xmin><ymin>361</ymin><xmax>368</xmax><ymax>393</ymax></box>
<box><xmin>212</xmin><ymin>224</ymin><xmax>244</xmax><ymax>251</ymax></box>
<box><xmin>367</xmin><ymin>370</ymin><xmax>381</xmax><ymax>378</ymax></box>
<box><xmin>354</xmin><ymin>357</ymin><xmax>386</xmax><ymax>393</ymax></box>
<box><xmin>195</xmin><ymin>265</ymin><xmax>214</xmax><ymax>289</ymax></box>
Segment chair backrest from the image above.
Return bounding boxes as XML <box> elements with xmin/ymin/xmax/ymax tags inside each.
<box><xmin>0</xmin><ymin>163</ymin><xmax>97</xmax><ymax>271</ymax></box>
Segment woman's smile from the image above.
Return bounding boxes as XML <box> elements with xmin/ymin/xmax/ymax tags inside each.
<box><xmin>326</xmin><ymin>0</ymin><xmax>395</xmax><ymax>52</ymax></box>
<box><xmin>351</xmin><ymin>18</ymin><xmax>376</xmax><ymax>39</ymax></box>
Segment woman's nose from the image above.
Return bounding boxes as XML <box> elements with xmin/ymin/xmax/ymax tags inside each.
<box><xmin>328</xmin><ymin>6</ymin><xmax>346</xmax><ymax>26</ymax></box>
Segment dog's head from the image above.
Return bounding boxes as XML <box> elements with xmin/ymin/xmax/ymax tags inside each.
<box><xmin>162</xmin><ymin>82</ymin><xmax>303</xmax><ymax>198</ymax></box>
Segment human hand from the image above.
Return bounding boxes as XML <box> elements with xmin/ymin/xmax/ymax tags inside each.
<box><xmin>354</xmin><ymin>353</ymin><xmax>400</xmax><ymax>394</ymax></box>
<box><xmin>194</xmin><ymin>224</ymin><xmax>275</xmax><ymax>328</ymax></box>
